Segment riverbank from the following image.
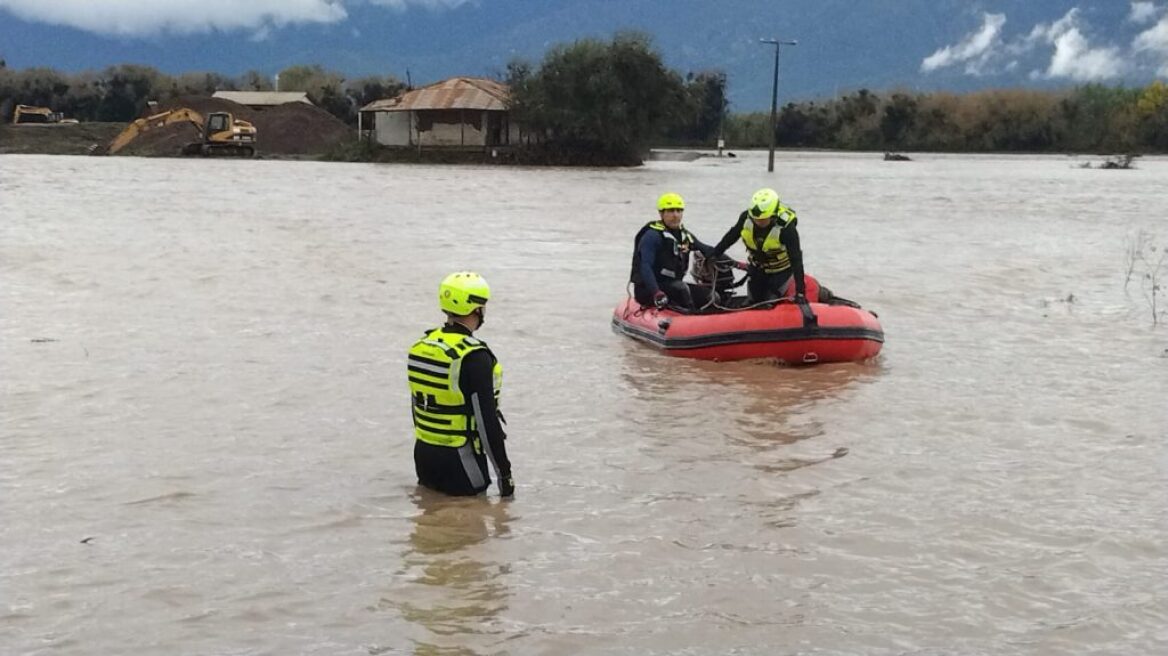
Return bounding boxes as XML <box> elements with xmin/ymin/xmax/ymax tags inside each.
<box><xmin>0</xmin><ymin>123</ymin><xmax>124</xmax><ymax>155</ymax></box>
<box><xmin>320</xmin><ymin>139</ymin><xmax>643</xmax><ymax>166</ymax></box>
<box><xmin>2</xmin><ymin>124</ymin><xmax>1148</xmax><ymax>170</ymax></box>
<box><xmin>1</xmin><ymin>124</ymin><xmax>641</xmax><ymax>165</ymax></box>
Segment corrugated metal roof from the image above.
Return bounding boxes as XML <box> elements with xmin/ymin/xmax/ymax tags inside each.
<box><xmin>361</xmin><ymin>77</ymin><xmax>510</xmax><ymax>112</ymax></box>
<box><xmin>212</xmin><ymin>91</ymin><xmax>313</xmax><ymax>106</ymax></box>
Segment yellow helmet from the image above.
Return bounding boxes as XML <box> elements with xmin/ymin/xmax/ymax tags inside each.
<box><xmin>438</xmin><ymin>271</ymin><xmax>491</xmax><ymax>315</ymax></box>
<box><xmin>657</xmin><ymin>192</ymin><xmax>685</xmax><ymax>211</ymax></box>
<box><xmin>748</xmin><ymin>188</ymin><xmax>780</xmax><ymax>220</ymax></box>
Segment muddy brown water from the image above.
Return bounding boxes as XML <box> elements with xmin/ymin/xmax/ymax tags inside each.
<box><xmin>2</xmin><ymin>152</ymin><xmax>1166</xmax><ymax>655</ymax></box>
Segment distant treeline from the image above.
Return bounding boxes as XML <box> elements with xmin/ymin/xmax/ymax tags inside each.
<box><xmin>727</xmin><ymin>83</ymin><xmax>1168</xmax><ymax>154</ymax></box>
<box><xmin>0</xmin><ymin>34</ymin><xmax>727</xmax><ymax>165</ymax></box>
<box><xmin>0</xmin><ymin>61</ymin><xmax>405</xmax><ymax>126</ymax></box>
<box><xmin>4</xmin><ymin>40</ymin><xmax>1167</xmax><ymax>159</ymax></box>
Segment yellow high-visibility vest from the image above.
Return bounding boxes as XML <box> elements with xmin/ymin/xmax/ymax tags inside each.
<box><xmin>407</xmin><ymin>328</ymin><xmax>502</xmax><ymax>448</ymax></box>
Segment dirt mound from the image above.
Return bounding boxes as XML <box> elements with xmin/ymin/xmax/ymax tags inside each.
<box><xmin>118</xmin><ymin>122</ymin><xmax>202</xmax><ymax>157</ymax></box>
<box><xmin>115</xmin><ymin>95</ymin><xmax>352</xmax><ymax>157</ymax></box>
<box><xmin>252</xmin><ymin>103</ymin><xmax>352</xmax><ymax>155</ymax></box>
<box><xmin>0</xmin><ymin>123</ymin><xmax>124</xmax><ymax>155</ymax></box>
<box><xmin>155</xmin><ymin>96</ymin><xmax>257</xmax><ymax>122</ymax></box>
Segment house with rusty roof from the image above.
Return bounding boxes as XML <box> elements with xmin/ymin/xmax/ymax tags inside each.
<box><xmin>359</xmin><ymin>77</ymin><xmax>519</xmax><ymax>149</ymax></box>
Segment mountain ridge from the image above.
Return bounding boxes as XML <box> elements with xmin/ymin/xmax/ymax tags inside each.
<box><xmin>1</xmin><ymin>0</ymin><xmax>1163</xmax><ymax>110</ymax></box>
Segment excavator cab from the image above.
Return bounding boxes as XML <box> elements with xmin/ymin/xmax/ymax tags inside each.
<box><xmin>201</xmin><ymin>111</ymin><xmax>256</xmax><ymax>156</ymax></box>
<box><xmin>205</xmin><ymin>112</ymin><xmax>230</xmax><ymax>134</ymax></box>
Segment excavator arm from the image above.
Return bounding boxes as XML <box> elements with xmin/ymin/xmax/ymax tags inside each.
<box><xmin>107</xmin><ymin>108</ymin><xmax>205</xmax><ymax>154</ymax></box>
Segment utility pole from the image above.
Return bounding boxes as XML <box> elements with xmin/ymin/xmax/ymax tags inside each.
<box><xmin>717</xmin><ymin>71</ymin><xmax>727</xmax><ymax>157</ymax></box>
<box><xmin>760</xmin><ymin>38</ymin><xmax>797</xmax><ymax>173</ymax></box>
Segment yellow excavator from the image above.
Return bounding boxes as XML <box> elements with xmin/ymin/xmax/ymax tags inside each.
<box><xmin>107</xmin><ymin>107</ymin><xmax>257</xmax><ymax>156</ymax></box>
<box><xmin>12</xmin><ymin>104</ymin><xmax>78</xmax><ymax>124</ymax></box>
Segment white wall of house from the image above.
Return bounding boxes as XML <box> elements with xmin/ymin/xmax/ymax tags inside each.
<box><xmin>417</xmin><ymin>111</ymin><xmax>486</xmax><ymax>147</ymax></box>
<box><xmin>373</xmin><ymin>111</ymin><xmax>412</xmax><ymax>146</ymax></box>
<box><xmin>373</xmin><ymin>110</ymin><xmax>521</xmax><ymax>148</ymax></box>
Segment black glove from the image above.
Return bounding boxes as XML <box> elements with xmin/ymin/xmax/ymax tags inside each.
<box><xmin>499</xmin><ymin>476</ymin><xmax>515</xmax><ymax>498</ymax></box>
<box><xmin>652</xmin><ymin>290</ymin><xmax>668</xmax><ymax>308</ymax></box>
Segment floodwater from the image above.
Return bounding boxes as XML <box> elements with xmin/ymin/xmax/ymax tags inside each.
<box><xmin>2</xmin><ymin>151</ymin><xmax>1166</xmax><ymax>655</ymax></box>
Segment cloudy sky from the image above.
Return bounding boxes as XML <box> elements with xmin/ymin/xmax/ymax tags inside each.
<box><xmin>921</xmin><ymin>3</ymin><xmax>1168</xmax><ymax>80</ymax></box>
<box><xmin>0</xmin><ymin>1</ymin><xmax>472</xmax><ymax>36</ymax></box>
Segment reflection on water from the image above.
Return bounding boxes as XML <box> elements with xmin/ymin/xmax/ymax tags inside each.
<box><xmin>611</xmin><ymin>344</ymin><xmax>883</xmax><ymax>539</ymax></box>
<box><xmin>394</xmin><ymin>489</ymin><xmax>513</xmax><ymax>656</ymax></box>
<box><xmin>619</xmin><ymin>343</ymin><xmax>881</xmax><ymax>454</ymax></box>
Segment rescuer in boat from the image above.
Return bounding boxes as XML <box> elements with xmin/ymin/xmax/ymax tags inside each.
<box><xmin>630</xmin><ymin>192</ymin><xmax>727</xmax><ymax>312</ymax></box>
<box><xmin>710</xmin><ymin>188</ymin><xmax>807</xmax><ymax>305</ymax></box>
<box><xmin>407</xmin><ymin>272</ymin><xmax>513</xmax><ymax>498</ymax></box>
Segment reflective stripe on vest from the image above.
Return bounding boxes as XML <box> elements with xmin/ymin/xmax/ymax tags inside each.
<box><xmin>492</xmin><ymin>361</ymin><xmax>503</xmax><ymax>406</ymax></box>
<box><xmin>741</xmin><ymin>206</ymin><xmax>796</xmax><ymax>274</ymax></box>
<box><xmin>407</xmin><ymin>328</ymin><xmax>494</xmax><ymax>448</ymax></box>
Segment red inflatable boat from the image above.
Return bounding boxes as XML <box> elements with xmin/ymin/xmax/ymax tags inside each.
<box><xmin>611</xmin><ymin>279</ymin><xmax>883</xmax><ymax>363</ymax></box>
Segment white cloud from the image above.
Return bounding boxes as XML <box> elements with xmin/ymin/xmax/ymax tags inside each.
<box><xmin>1134</xmin><ymin>15</ymin><xmax>1168</xmax><ymax>74</ymax></box>
<box><xmin>1026</xmin><ymin>9</ymin><xmax>1079</xmax><ymax>44</ymax></box>
<box><xmin>0</xmin><ymin>0</ymin><xmax>473</xmax><ymax>37</ymax></box>
<box><xmin>1134</xmin><ymin>15</ymin><xmax>1168</xmax><ymax>53</ymax></box>
<box><xmin>0</xmin><ymin>0</ymin><xmax>345</xmax><ymax>36</ymax></box>
<box><xmin>920</xmin><ymin>13</ymin><xmax>1006</xmax><ymax>74</ymax></box>
<box><xmin>1129</xmin><ymin>2</ymin><xmax>1159</xmax><ymax>24</ymax></box>
<box><xmin>1045</xmin><ymin>29</ymin><xmax>1125</xmax><ymax>80</ymax></box>
<box><xmin>1030</xmin><ymin>9</ymin><xmax>1126</xmax><ymax>81</ymax></box>
<box><xmin>921</xmin><ymin>8</ymin><xmax>1129</xmax><ymax>81</ymax></box>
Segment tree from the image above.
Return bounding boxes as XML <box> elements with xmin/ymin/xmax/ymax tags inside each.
<box><xmin>94</xmin><ymin>64</ymin><xmax>166</xmax><ymax>121</ymax></box>
<box><xmin>963</xmin><ymin>90</ymin><xmax>1059</xmax><ymax>151</ymax></box>
<box><xmin>237</xmin><ymin>70</ymin><xmax>274</xmax><ymax>92</ymax></box>
<box><xmin>880</xmin><ymin>93</ymin><xmax>919</xmax><ymax>149</ymax></box>
<box><xmin>507</xmin><ymin>31</ymin><xmax>685</xmax><ymax>162</ymax></box>
<box><xmin>830</xmin><ymin>89</ymin><xmax>882</xmax><ymax>148</ymax></box>
<box><xmin>666</xmin><ymin>70</ymin><xmax>727</xmax><ymax>143</ymax></box>
<box><xmin>277</xmin><ymin>64</ymin><xmax>350</xmax><ymax>122</ymax></box>
<box><xmin>345</xmin><ymin>75</ymin><xmax>406</xmax><ymax>111</ymax></box>
<box><xmin>11</xmin><ymin>67</ymin><xmax>71</xmax><ymax>107</ymax></box>
<box><xmin>1135</xmin><ymin>80</ymin><xmax>1168</xmax><ymax>150</ymax></box>
<box><xmin>1058</xmin><ymin>84</ymin><xmax>1140</xmax><ymax>151</ymax></box>
<box><xmin>169</xmin><ymin>71</ymin><xmax>236</xmax><ymax>98</ymax></box>
<box><xmin>60</xmin><ymin>70</ymin><xmax>103</xmax><ymax>121</ymax></box>
<box><xmin>776</xmin><ymin>101</ymin><xmax>831</xmax><ymax>147</ymax></box>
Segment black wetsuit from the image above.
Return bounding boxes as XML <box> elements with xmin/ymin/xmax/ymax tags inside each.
<box><xmin>413</xmin><ymin>323</ymin><xmax>511</xmax><ymax>496</ymax></box>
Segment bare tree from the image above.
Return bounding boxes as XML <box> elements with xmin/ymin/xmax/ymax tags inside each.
<box><xmin>1126</xmin><ymin>230</ymin><xmax>1167</xmax><ymax>325</ymax></box>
